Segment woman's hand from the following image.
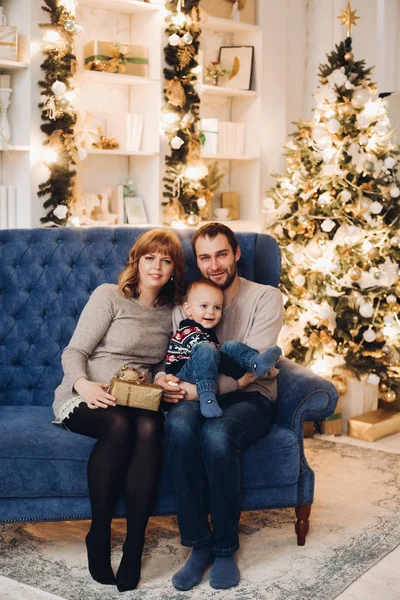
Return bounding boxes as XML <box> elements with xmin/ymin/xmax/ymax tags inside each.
<box><xmin>156</xmin><ymin>374</ymin><xmax>186</xmax><ymax>403</ymax></box>
<box><xmin>237</xmin><ymin>372</ymin><xmax>257</xmax><ymax>390</ymax></box>
<box><xmin>74</xmin><ymin>377</ymin><xmax>116</xmax><ymax>410</ymax></box>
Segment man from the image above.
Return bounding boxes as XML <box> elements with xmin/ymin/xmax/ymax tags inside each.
<box><xmin>156</xmin><ymin>223</ymin><xmax>283</xmax><ymax>591</ymax></box>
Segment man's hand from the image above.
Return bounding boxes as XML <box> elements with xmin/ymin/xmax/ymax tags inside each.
<box><xmin>156</xmin><ymin>374</ymin><xmax>186</xmax><ymax>403</ymax></box>
<box><xmin>237</xmin><ymin>372</ymin><xmax>257</xmax><ymax>390</ymax></box>
<box><xmin>179</xmin><ymin>381</ymin><xmax>198</xmax><ymax>401</ymax></box>
<box><xmin>74</xmin><ymin>377</ymin><xmax>116</xmax><ymax>409</ymax></box>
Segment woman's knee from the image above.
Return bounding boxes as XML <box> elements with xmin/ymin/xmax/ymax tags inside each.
<box><xmin>101</xmin><ymin>408</ymin><xmax>132</xmax><ymax>443</ymax></box>
<box><xmin>135</xmin><ymin>413</ymin><xmax>163</xmax><ymax>445</ymax></box>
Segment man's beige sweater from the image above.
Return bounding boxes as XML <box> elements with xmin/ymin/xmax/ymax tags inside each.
<box><xmin>172</xmin><ymin>277</ymin><xmax>284</xmax><ymax>401</ymax></box>
<box><xmin>53</xmin><ymin>284</ymin><xmax>172</xmax><ymax>420</ymax></box>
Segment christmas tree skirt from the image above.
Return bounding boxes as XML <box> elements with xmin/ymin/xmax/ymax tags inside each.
<box><xmin>1</xmin><ymin>439</ymin><xmax>400</xmax><ymax>600</ymax></box>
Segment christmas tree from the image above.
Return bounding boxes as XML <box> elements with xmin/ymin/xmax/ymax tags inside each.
<box><xmin>265</xmin><ymin>5</ymin><xmax>400</xmax><ymax>401</ymax></box>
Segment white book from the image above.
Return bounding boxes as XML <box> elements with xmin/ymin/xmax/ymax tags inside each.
<box><xmin>7</xmin><ymin>185</ymin><xmax>16</xmax><ymax>228</ymax></box>
<box><xmin>218</xmin><ymin>122</ymin><xmax>228</xmax><ymax>155</ymax></box>
<box><xmin>109</xmin><ymin>185</ymin><xmax>125</xmax><ymax>224</ymax></box>
<box><xmin>130</xmin><ymin>113</ymin><xmax>144</xmax><ymax>152</ymax></box>
<box><xmin>0</xmin><ymin>186</ymin><xmax>7</xmax><ymax>229</ymax></box>
<box><xmin>236</xmin><ymin>123</ymin><xmax>246</xmax><ymax>156</ymax></box>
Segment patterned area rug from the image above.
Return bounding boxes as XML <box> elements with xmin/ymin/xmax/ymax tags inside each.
<box><xmin>1</xmin><ymin>438</ymin><xmax>400</xmax><ymax>600</ymax></box>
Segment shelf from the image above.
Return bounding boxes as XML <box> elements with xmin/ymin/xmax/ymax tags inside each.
<box><xmin>201</xmin><ymin>15</ymin><xmax>260</xmax><ymax>33</ymax></box>
<box><xmin>201</xmin><ymin>153</ymin><xmax>260</xmax><ymax>161</ymax></box>
<box><xmin>0</xmin><ymin>145</ymin><xmax>30</xmax><ymax>152</ymax></box>
<box><xmin>199</xmin><ymin>84</ymin><xmax>258</xmax><ymax>98</ymax></box>
<box><xmin>0</xmin><ymin>59</ymin><xmax>30</xmax><ymax>70</ymax></box>
<box><xmin>82</xmin><ymin>70</ymin><xmax>159</xmax><ymax>86</ymax></box>
<box><xmin>87</xmin><ymin>149</ymin><xmax>159</xmax><ymax>156</ymax></box>
<box><xmin>78</xmin><ymin>0</ymin><xmax>161</xmax><ymax>14</ymax></box>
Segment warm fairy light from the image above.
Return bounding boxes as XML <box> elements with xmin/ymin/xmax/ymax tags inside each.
<box><xmin>64</xmin><ymin>91</ymin><xmax>76</xmax><ymax>103</ymax></box>
<box><xmin>44</xmin><ymin>148</ymin><xmax>58</xmax><ymax>163</ymax></box>
<box><xmin>58</xmin><ymin>0</ymin><xmax>77</xmax><ymax>15</ymax></box>
<box><xmin>185</xmin><ymin>161</ymin><xmax>208</xmax><ymax>181</ymax></box>
<box><xmin>362</xmin><ymin>240</ymin><xmax>373</xmax><ymax>252</ymax></box>
<box><xmin>171</xmin><ymin>12</ymin><xmax>186</xmax><ymax>26</ymax></box>
<box><xmin>191</xmin><ymin>65</ymin><xmax>202</xmax><ymax>75</ymax></box>
<box><xmin>162</xmin><ymin>111</ymin><xmax>180</xmax><ymax>126</ymax></box>
<box><xmin>69</xmin><ymin>216</ymin><xmax>80</xmax><ymax>226</ymax></box>
<box><xmin>171</xmin><ymin>219</ymin><xmax>187</xmax><ymax>229</ymax></box>
<box><xmin>310</xmin><ymin>358</ymin><xmax>331</xmax><ymax>376</ymax></box>
<box><xmin>43</xmin><ymin>30</ymin><xmax>61</xmax><ymax>44</ymax></box>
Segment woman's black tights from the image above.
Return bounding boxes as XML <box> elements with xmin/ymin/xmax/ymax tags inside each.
<box><xmin>64</xmin><ymin>403</ymin><xmax>164</xmax><ymax>590</ymax></box>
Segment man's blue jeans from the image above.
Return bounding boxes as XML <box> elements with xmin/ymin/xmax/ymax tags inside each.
<box><xmin>164</xmin><ymin>391</ymin><xmax>276</xmax><ymax>555</ymax></box>
<box><xmin>174</xmin><ymin>341</ymin><xmax>259</xmax><ymax>395</ymax></box>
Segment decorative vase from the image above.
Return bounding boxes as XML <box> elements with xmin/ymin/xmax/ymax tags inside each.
<box><xmin>0</xmin><ymin>88</ymin><xmax>12</xmax><ymax>146</ymax></box>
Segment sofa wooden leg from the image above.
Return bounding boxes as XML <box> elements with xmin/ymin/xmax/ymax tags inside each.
<box><xmin>295</xmin><ymin>504</ymin><xmax>311</xmax><ymax>546</ymax></box>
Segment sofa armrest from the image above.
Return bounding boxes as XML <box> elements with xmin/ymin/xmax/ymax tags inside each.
<box><xmin>275</xmin><ymin>357</ymin><xmax>339</xmax><ymax>437</ymax></box>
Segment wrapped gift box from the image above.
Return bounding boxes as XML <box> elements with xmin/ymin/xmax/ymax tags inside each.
<box><xmin>348</xmin><ymin>409</ymin><xmax>400</xmax><ymax>442</ymax></box>
<box><xmin>200</xmin><ymin>118</ymin><xmax>218</xmax><ymax>155</ymax></box>
<box><xmin>338</xmin><ymin>373</ymin><xmax>379</xmax><ymax>433</ymax></box>
<box><xmin>201</xmin><ymin>0</ymin><xmax>256</xmax><ymax>25</ymax></box>
<box><xmin>84</xmin><ymin>40</ymin><xmax>148</xmax><ymax>77</ymax></box>
<box><xmin>321</xmin><ymin>412</ymin><xmax>342</xmax><ymax>436</ymax></box>
<box><xmin>0</xmin><ymin>26</ymin><xmax>18</xmax><ymax>61</ymax></box>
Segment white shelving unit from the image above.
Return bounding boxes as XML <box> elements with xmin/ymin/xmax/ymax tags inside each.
<box><xmin>198</xmin><ymin>4</ymin><xmax>263</xmax><ymax>226</ymax></box>
<box><xmin>0</xmin><ymin>0</ymin><xmax>263</xmax><ymax>230</ymax></box>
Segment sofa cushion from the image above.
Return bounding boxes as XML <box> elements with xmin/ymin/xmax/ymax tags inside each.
<box><xmin>0</xmin><ymin>407</ymin><xmax>299</xmax><ymax>499</ymax></box>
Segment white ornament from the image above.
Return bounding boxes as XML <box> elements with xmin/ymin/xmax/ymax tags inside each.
<box><xmin>318</xmin><ymin>192</ymin><xmax>332</xmax><ymax>206</ymax></box>
<box><xmin>339</xmin><ymin>189</ymin><xmax>352</xmax><ymax>203</ymax></box>
<box><xmin>51</xmin><ymin>80</ymin><xmax>67</xmax><ymax>96</ymax></box>
<box><xmin>384</xmin><ymin>314</ymin><xmax>395</xmax><ymax>325</ymax></box>
<box><xmin>53</xmin><ymin>204</ymin><xmax>68</xmax><ymax>219</ymax></box>
<box><xmin>361</xmin><ymin>196</ymin><xmax>372</xmax><ymax>209</ymax></box>
<box><xmin>363</xmin><ymin>328</ymin><xmax>376</xmax><ymax>342</ymax></box>
<box><xmin>359</xmin><ymin>302</ymin><xmax>374</xmax><ymax>318</ymax></box>
<box><xmin>384</xmin><ymin>157</ymin><xmax>396</xmax><ymax>170</ymax></box>
<box><xmin>387</xmin><ymin>294</ymin><xmax>397</xmax><ymax>304</ymax></box>
<box><xmin>197</xmin><ymin>197</ymin><xmax>206</xmax><ymax>209</ymax></box>
<box><xmin>293</xmin><ymin>252</ymin><xmax>304</xmax><ymax>265</ymax></box>
<box><xmin>352</xmin><ymin>87</ymin><xmax>371</xmax><ymax>108</ymax></box>
<box><xmin>326</xmin><ymin>118</ymin><xmax>340</xmax><ymax>134</ymax></box>
<box><xmin>171</xmin><ymin>136</ymin><xmax>184</xmax><ymax>149</ymax></box>
<box><xmin>328</xmin><ymin>68</ymin><xmax>347</xmax><ymax>87</ymax></box>
<box><xmin>168</xmin><ymin>33</ymin><xmax>181</xmax><ymax>46</ymax></box>
<box><xmin>263</xmin><ymin>197</ymin><xmax>275</xmax><ymax>210</ymax></box>
<box><xmin>183</xmin><ymin>32</ymin><xmax>193</xmax><ymax>45</ymax></box>
<box><xmin>370</xmin><ymin>201</ymin><xmax>383</xmax><ymax>214</ymax></box>
<box><xmin>321</xmin><ymin>218</ymin><xmax>335</xmax><ymax>232</ymax></box>
<box><xmin>294</xmin><ymin>275</ymin><xmax>305</xmax><ymax>287</ymax></box>
<box><xmin>367</xmin><ymin>373</ymin><xmax>380</xmax><ymax>385</ymax></box>
<box><xmin>172</xmin><ymin>11</ymin><xmax>186</xmax><ymax>26</ymax></box>
<box><xmin>390</xmin><ymin>185</ymin><xmax>400</xmax><ymax>198</ymax></box>
<box><xmin>77</xmin><ymin>147</ymin><xmax>87</xmax><ymax>161</ymax></box>
<box><xmin>312</xmin><ymin>125</ymin><xmax>330</xmax><ymax>146</ymax></box>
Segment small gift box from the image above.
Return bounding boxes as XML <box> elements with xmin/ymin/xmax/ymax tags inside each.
<box><xmin>108</xmin><ymin>365</ymin><xmax>162</xmax><ymax>411</ymax></box>
<box><xmin>321</xmin><ymin>412</ymin><xmax>342</xmax><ymax>436</ymax></box>
<box><xmin>201</xmin><ymin>0</ymin><xmax>256</xmax><ymax>25</ymax></box>
<box><xmin>348</xmin><ymin>409</ymin><xmax>400</xmax><ymax>442</ymax></box>
<box><xmin>84</xmin><ymin>40</ymin><xmax>148</xmax><ymax>77</ymax></box>
<box><xmin>0</xmin><ymin>25</ymin><xmax>18</xmax><ymax>61</ymax></box>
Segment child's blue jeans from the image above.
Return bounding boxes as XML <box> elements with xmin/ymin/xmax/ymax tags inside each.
<box><xmin>174</xmin><ymin>341</ymin><xmax>259</xmax><ymax>394</ymax></box>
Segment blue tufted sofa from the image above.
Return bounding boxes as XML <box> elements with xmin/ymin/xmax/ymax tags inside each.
<box><xmin>0</xmin><ymin>227</ymin><xmax>338</xmax><ymax>544</ymax></box>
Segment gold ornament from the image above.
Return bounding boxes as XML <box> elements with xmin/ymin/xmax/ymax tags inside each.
<box><xmin>375</xmin><ymin>330</ymin><xmax>385</xmax><ymax>342</ymax></box>
<box><xmin>382</xmin><ymin>345</ymin><xmax>394</xmax><ymax>358</ymax></box>
<box><xmin>92</xmin><ymin>135</ymin><xmax>119</xmax><ymax>150</ymax></box>
<box><xmin>344</xmin><ymin>51</ymin><xmax>354</xmax><ymax>61</ymax></box>
<box><xmin>289</xmin><ymin>266</ymin><xmax>301</xmax><ymax>278</ymax></box>
<box><xmin>348</xmin><ymin>266</ymin><xmax>362</xmax><ymax>281</ymax></box>
<box><xmin>383</xmin><ymin>390</ymin><xmax>396</xmax><ymax>403</ymax></box>
<box><xmin>286</xmin><ymin>305</ymin><xmax>300</xmax><ymax>320</ymax></box>
<box><xmin>165</xmin><ymin>77</ymin><xmax>186</xmax><ymax>107</ymax></box>
<box><xmin>367</xmin><ymin>247</ymin><xmax>379</xmax><ymax>260</ymax></box>
<box><xmin>337</xmin><ymin>1</ymin><xmax>360</xmax><ymax>37</ymax></box>
<box><xmin>350</xmin><ymin>328</ymin><xmax>358</xmax><ymax>337</ymax></box>
<box><xmin>379</xmin><ymin>382</ymin><xmax>388</xmax><ymax>393</ymax></box>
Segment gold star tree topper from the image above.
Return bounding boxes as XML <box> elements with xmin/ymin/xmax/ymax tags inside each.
<box><xmin>337</xmin><ymin>1</ymin><xmax>360</xmax><ymax>37</ymax></box>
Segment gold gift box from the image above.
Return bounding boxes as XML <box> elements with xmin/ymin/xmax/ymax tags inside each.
<box><xmin>221</xmin><ymin>192</ymin><xmax>239</xmax><ymax>219</ymax></box>
<box><xmin>321</xmin><ymin>413</ymin><xmax>342</xmax><ymax>436</ymax></box>
<box><xmin>109</xmin><ymin>377</ymin><xmax>162</xmax><ymax>411</ymax></box>
<box><xmin>200</xmin><ymin>0</ymin><xmax>256</xmax><ymax>25</ymax></box>
<box><xmin>84</xmin><ymin>40</ymin><xmax>149</xmax><ymax>77</ymax></box>
<box><xmin>0</xmin><ymin>25</ymin><xmax>18</xmax><ymax>62</ymax></box>
<box><xmin>348</xmin><ymin>409</ymin><xmax>400</xmax><ymax>442</ymax></box>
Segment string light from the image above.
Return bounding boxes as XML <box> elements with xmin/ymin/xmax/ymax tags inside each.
<box><xmin>44</xmin><ymin>148</ymin><xmax>59</xmax><ymax>164</ymax></box>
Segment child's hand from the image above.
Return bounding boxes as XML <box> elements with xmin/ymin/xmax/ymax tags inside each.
<box><xmin>237</xmin><ymin>372</ymin><xmax>257</xmax><ymax>389</ymax></box>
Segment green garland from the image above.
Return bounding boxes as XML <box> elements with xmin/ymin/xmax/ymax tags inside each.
<box><xmin>162</xmin><ymin>0</ymin><xmax>203</xmax><ymax>220</ymax></box>
<box><xmin>38</xmin><ymin>0</ymin><xmax>79</xmax><ymax>226</ymax></box>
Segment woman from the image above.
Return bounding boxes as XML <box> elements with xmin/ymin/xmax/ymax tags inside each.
<box><xmin>53</xmin><ymin>229</ymin><xmax>184</xmax><ymax>592</ymax></box>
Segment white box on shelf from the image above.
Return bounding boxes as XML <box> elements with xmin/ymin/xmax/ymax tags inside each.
<box><xmin>0</xmin><ymin>26</ymin><xmax>18</xmax><ymax>61</ymax></box>
<box><xmin>109</xmin><ymin>185</ymin><xmax>125</xmax><ymax>224</ymax></box>
<box><xmin>200</xmin><ymin>118</ymin><xmax>218</xmax><ymax>155</ymax></box>
<box><xmin>0</xmin><ymin>185</ymin><xmax>7</xmax><ymax>228</ymax></box>
<box><xmin>6</xmin><ymin>184</ymin><xmax>16</xmax><ymax>228</ymax></box>
<box><xmin>218</xmin><ymin>122</ymin><xmax>245</xmax><ymax>156</ymax></box>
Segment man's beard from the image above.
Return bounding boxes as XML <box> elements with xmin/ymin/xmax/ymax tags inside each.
<box><xmin>209</xmin><ymin>266</ymin><xmax>237</xmax><ymax>290</ymax></box>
